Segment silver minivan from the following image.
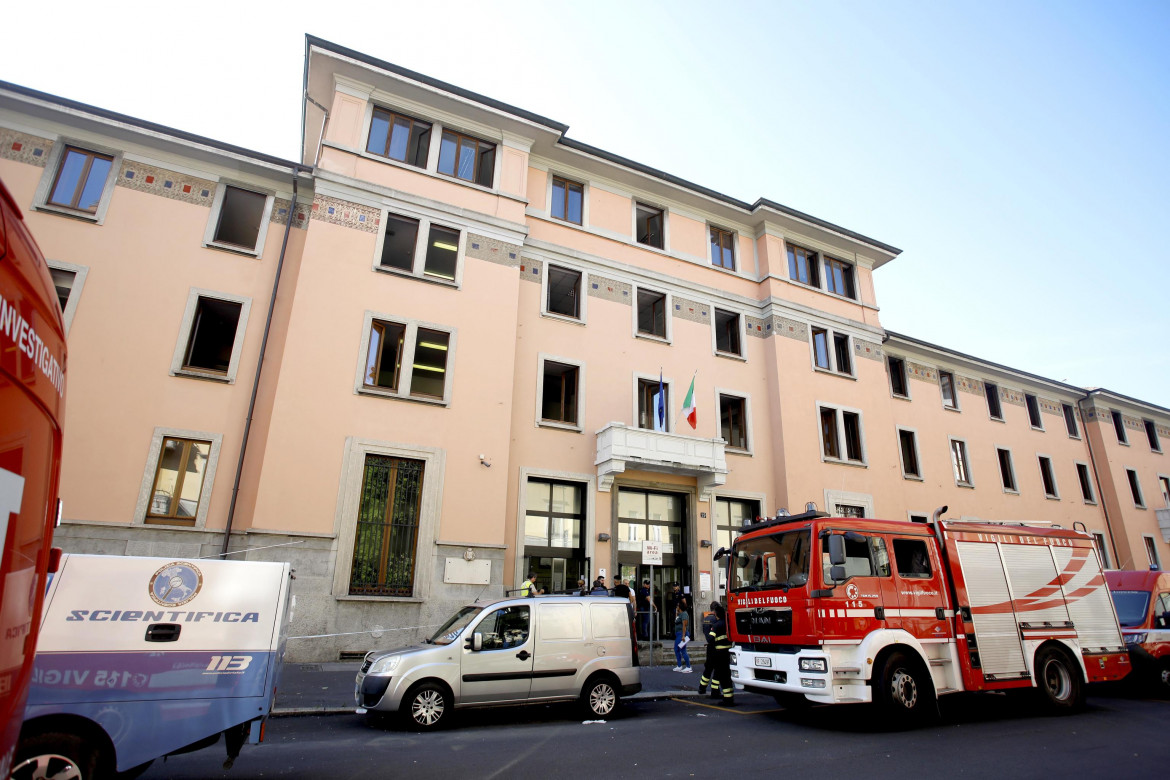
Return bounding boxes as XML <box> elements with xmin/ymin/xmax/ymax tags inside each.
<box><xmin>355</xmin><ymin>595</ymin><xmax>641</xmax><ymax>729</ymax></box>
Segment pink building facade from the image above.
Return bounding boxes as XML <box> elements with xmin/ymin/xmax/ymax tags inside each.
<box><xmin>1</xmin><ymin>37</ymin><xmax>1165</xmax><ymax>660</ymax></box>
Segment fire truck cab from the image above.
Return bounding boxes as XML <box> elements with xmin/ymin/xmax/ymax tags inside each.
<box><xmin>724</xmin><ymin>508</ymin><xmax>1129</xmax><ymax>723</ymax></box>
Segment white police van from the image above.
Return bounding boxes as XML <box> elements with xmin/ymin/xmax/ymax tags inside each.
<box><xmin>13</xmin><ymin>554</ymin><xmax>293</xmax><ymax>778</ymax></box>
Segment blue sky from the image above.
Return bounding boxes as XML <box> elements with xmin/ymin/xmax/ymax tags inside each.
<box><xmin>3</xmin><ymin>0</ymin><xmax>1167</xmax><ymax>405</ymax></box>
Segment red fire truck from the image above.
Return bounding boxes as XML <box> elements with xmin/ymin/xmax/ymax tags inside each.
<box><xmin>721</xmin><ymin>506</ymin><xmax>1129</xmax><ymax>723</ymax></box>
<box><xmin>0</xmin><ymin>177</ymin><xmax>66</xmax><ymax>775</ymax></box>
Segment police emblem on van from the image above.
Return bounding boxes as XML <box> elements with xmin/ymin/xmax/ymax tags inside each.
<box><xmin>149</xmin><ymin>562</ymin><xmax>203</xmax><ymax>606</ymax></box>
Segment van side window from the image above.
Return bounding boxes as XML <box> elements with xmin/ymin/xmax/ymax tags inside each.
<box><xmin>476</xmin><ymin>606</ymin><xmax>530</xmax><ymax>650</ymax></box>
<box><xmin>893</xmin><ymin>539</ymin><xmax>933</xmax><ymax>578</ymax></box>
<box><xmin>1156</xmin><ymin>593</ymin><xmax>1170</xmax><ymax>629</ymax></box>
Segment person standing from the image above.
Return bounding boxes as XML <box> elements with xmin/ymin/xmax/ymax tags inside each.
<box><xmin>613</xmin><ymin>575</ymin><xmax>633</xmax><ymax>605</ymax></box>
<box><xmin>636</xmin><ymin>579</ymin><xmax>653</xmax><ymax>639</ymax></box>
<box><xmin>575</xmin><ymin>577</ymin><xmax>587</xmax><ymax>596</ymax></box>
<box><xmin>672</xmin><ymin>601</ymin><xmax>692</xmax><ymax>672</ymax></box>
<box><xmin>589</xmin><ymin>575</ymin><xmax>609</xmax><ymax>595</ymax></box>
<box><xmin>697</xmin><ymin>602</ymin><xmax>733</xmax><ymax>705</ymax></box>
<box><xmin>519</xmin><ymin>572</ymin><xmax>538</xmax><ymax>597</ymax></box>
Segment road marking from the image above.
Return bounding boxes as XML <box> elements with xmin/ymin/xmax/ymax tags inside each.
<box><xmin>671</xmin><ymin>697</ymin><xmax>781</xmax><ymax>715</ymax></box>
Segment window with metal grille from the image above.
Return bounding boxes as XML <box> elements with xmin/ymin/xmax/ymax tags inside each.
<box><xmin>349</xmin><ymin>455</ymin><xmax>425</xmax><ymax>597</ymax></box>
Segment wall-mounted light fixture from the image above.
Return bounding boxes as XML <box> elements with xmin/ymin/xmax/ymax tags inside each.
<box><xmin>597</xmin><ymin>533</ymin><xmax>611</xmax><ymax>542</ymax></box>
<box><xmin>700</xmin><ymin>539</ymin><xmax>712</xmax><ymax>548</ymax></box>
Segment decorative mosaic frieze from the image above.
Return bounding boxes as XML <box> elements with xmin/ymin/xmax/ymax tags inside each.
<box><xmin>956</xmin><ymin>375</ymin><xmax>983</xmax><ymax>396</ymax></box>
<box><xmin>0</xmin><ymin>129</ymin><xmax>52</xmax><ymax>166</ymax></box>
<box><xmin>117</xmin><ymin>161</ymin><xmax>216</xmax><ymax>207</ymax></box>
<box><xmin>309</xmin><ymin>195</ymin><xmax>380</xmax><ymax>233</ymax></box>
<box><xmin>853</xmin><ymin>339</ymin><xmax>883</xmax><ymax>361</ymax></box>
<box><xmin>1000</xmin><ymin>387</ymin><xmax>1026</xmax><ymax>407</ymax></box>
<box><xmin>774</xmin><ymin>316</ymin><xmax>808</xmax><ymax>342</ymax></box>
<box><xmin>745</xmin><ymin>315</ymin><xmax>769</xmax><ymax>338</ymax></box>
<box><xmin>1038</xmin><ymin>397</ymin><xmax>1064</xmax><ymax>417</ymax></box>
<box><xmin>906</xmin><ymin>361</ymin><xmax>937</xmax><ymax>383</ymax></box>
<box><xmin>271</xmin><ymin>198</ymin><xmax>309</xmax><ymax>229</ymax></box>
<box><xmin>518</xmin><ymin>257</ymin><xmax>543</xmax><ymax>283</ymax></box>
<box><xmin>673</xmin><ymin>297</ymin><xmax>710</xmax><ymax>325</ymax></box>
<box><xmin>466</xmin><ymin>234</ymin><xmax>520</xmax><ymax>267</ymax></box>
<box><xmin>1158</xmin><ymin>424</ymin><xmax>1170</xmax><ymax>438</ymax></box>
<box><xmin>588</xmin><ymin>275</ymin><xmax>631</xmax><ymax>305</ymax></box>
<box><xmin>1083</xmin><ymin>405</ymin><xmax>1110</xmax><ymax>422</ymax></box>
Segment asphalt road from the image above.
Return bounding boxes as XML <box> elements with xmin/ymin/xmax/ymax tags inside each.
<box><xmin>141</xmin><ymin>691</ymin><xmax>1168</xmax><ymax>779</ymax></box>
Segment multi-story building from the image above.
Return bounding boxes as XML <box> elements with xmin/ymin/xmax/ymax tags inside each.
<box><xmin>1</xmin><ymin>36</ymin><xmax>1166</xmax><ymax>660</ymax></box>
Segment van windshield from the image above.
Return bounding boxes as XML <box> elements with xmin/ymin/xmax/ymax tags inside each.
<box><xmin>428</xmin><ymin>606</ymin><xmax>483</xmax><ymax>645</ymax></box>
<box><xmin>1110</xmin><ymin>590</ymin><xmax>1150</xmax><ymax>627</ymax></box>
<box><xmin>730</xmin><ymin>530</ymin><xmax>811</xmax><ymax>592</ymax></box>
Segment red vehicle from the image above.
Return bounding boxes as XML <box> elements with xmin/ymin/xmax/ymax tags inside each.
<box><xmin>0</xmin><ymin>177</ymin><xmax>66</xmax><ymax>775</ymax></box>
<box><xmin>1105</xmin><ymin>569</ymin><xmax>1170</xmax><ymax>695</ymax></box>
<box><xmin>721</xmin><ymin>506</ymin><xmax>1129</xmax><ymax>723</ymax></box>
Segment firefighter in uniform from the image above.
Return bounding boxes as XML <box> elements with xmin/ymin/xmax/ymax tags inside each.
<box><xmin>697</xmin><ymin>602</ymin><xmax>734</xmax><ymax>705</ymax></box>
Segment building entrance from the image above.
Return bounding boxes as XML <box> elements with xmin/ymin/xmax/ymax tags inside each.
<box><xmin>616</xmin><ymin>487</ymin><xmax>688</xmax><ymax>639</ymax></box>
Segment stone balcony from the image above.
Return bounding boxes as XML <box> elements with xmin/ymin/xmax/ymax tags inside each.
<box><xmin>594</xmin><ymin>422</ymin><xmax>728</xmax><ymax>501</ymax></box>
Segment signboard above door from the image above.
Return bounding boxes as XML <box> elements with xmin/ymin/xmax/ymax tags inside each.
<box><xmin>642</xmin><ymin>540</ymin><xmax>663</xmax><ymax>565</ymax></box>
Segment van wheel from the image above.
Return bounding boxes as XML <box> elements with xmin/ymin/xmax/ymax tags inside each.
<box><xmin>12</xmin><ymin>732</ymin><xmax>101</xmax><ymax>780</ymax></box>
<box><xmin>402</xmin><ymin>682</ymin><xmax>450</xmax><ymax>731</ymax></box>
<box><xmin>582</xmin><ymin>676</ymin><xmax>619</xmax><ymax>718</ymax></box>
<box><xmin>1036</xmin><ymin>647</ymin><xmax>1085</xmax><ymax>713</ymax></box>
<box><xmin>1157</xmin><ymin>659</ymin><xmax>1170</xmax><ymax>699</ymax></box>
<box><xmin>874</xmin><ymin>651</ymin><xmax>934</xmax><ymax>726</ymax></box>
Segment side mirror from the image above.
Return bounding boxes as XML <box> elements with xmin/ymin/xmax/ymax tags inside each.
<box><xmin>830</xmin><ymin>565</ymin><xmax>846</xmax><ymax>583</ymax></box>
<box><xmin>713</xmin><ymin>547</ymin><xmax>728</xmax><ymax>561</ymax></box>
<box><xmin>472</xmin><ymin>632</ymin><xmax>483</xmax><ymax>652</ymax></box>
<box><xmin>828</xmin><ymin>534</ymin><xmax>846</xmax><ymax>566</ymax></box>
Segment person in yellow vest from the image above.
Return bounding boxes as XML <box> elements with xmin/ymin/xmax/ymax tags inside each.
<box><xmin>519</xmin><ymin>572</ymin><xmax>538</xmax><ymax>597</ymax></box>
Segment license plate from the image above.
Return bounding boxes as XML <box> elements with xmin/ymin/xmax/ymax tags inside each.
<box><xmin>756</xmin><ymin>656</ymin><xmax>772</xmax><ymax>668</ymax></box>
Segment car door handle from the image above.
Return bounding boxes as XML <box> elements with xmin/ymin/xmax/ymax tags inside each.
<box><xmin>516</xmin><ymin>650</ymin><xmax>531</xmax><ymax>661</ymax></box>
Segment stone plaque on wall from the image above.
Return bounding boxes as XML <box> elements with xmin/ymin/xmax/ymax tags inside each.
<box><xmin>444</xmin><ymin>558</ymin><xmax>491</xmax><ymax>585</ymax></box>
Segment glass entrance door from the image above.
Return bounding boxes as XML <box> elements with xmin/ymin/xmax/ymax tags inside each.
<box><xmin>616</xmin><ymin>488</ymin><xmax>688</xmax><ymax>640</ymax></box>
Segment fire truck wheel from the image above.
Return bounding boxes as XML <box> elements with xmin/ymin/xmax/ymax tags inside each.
<box><xmin>874</xmin><ymin>651</ymin><xmax>934</xmax><ymax>725</ymax></box>
<box><xmin>11</xmin><ymin>731</ymin><xmax>102</xmax><ymax>780</ymax></box>
<box><xmin>1035</xmin><ymin>646</ymin><xmax>1085</xmax><ymax>713</ymax></box>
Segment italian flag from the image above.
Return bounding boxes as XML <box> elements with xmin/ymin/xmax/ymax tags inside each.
<box><xmin>682</xmin><ymin>375</ymin><xmax>698</xmax><ymax>429</ymax></box>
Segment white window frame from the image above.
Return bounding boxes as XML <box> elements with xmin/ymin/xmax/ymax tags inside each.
<box><xmin>361</xmin><ymin>103</ymin><xmax>433</xmax><ymax>170</ymax></box>
<box><xmin>1143</xmin><ymin>534</ymin><xmax>1162</xmax><ymax>571</ymax></box>
<box><xmin>897</xmin><ymin>427</ymin><xmax>922</xmax><ymax>480</ymax></box>
<box><xmin>824</xmin><ymin>489</ymin><xmax>874</xmax><ymax>520</ymax></box>
<box><xmin>708</xmin><ymin>223</ymin><xmax>738</xmax><ymax>272</ymax></box>
<box><xmin>950</xmin><ymin>437</ymin><xmax>973</xmax><ymax>487</ymax></box>
<box><xmin>371</xmin><ymin>207</ymin><xmax>467</xmax><ymax>287</ymax></box>
<box><xmin>631</xmin><ymin>284</ymin><xmax>672</xmax><ymax>343</ymax></box>
<box><xmin>1092</xmin><ymin>531</ymin><xmax>1111</xmax><ymax>568</ymax></box>
<box><xmin>169</xmin><ymin>288</ymin><xmax>252</xmax><ymax>384</ymax></box>
<box><xmin>938</xmin><ymin>370</ymin><xmax>960</xmax><ymax>411</ymax></box>
<box><xmin>711</xmin><ymin>306</ymin><xmax>747</xmax><ymax>360</ymax></box>
<box><xmin>1127</xmin><ymin>468</ymin><xmax>1146</xmax><ymax>508</ymax></box>
<box><xmin>331</xmin><ymin>436</ymin><xmax>445</xmax><ymax>602</ymax></box>
<box><xmin>547</xmin><ymin>173</ymin><xmax>589</xmax><ymax>226</ymax></box>
<box><xmin>887</xmin><ymin>355</ymin><xmax>911</xmax><ymax>399</ymax></box>
<box><xmin>515</xmin><ymin>468</ymin><xmax>598</xmax><ymax>581</ymax></box>
<box><xmin>1025</xmin><ymin>393</ymin><xmax>1045</xmax><ymax>431</ymax></box>
<box><xmin>32</xmin><ymin>138</ymin><xmax>123</xmax><ymax>224</ymax></box>
<box><xmin>353</xmin><ymin>311</ymin><xmax>458</xmax><ymax>406</ymax></box>
<box><xmin>1063</xmin><ymin>403</ymin><xmax>1081</xmax><ymax>439</ymax></box>
<box><xmin>822</xmin><ymin>254</ymin><xmax>857</xmax><ymax>300</ymax></box>
<box><xmin>715</xmin><ymin>388</ymin><xmax>753</xmax><ymax>455</ymax></box>
<box><xmin>1144</xmin><ymin>419</ymin><xmax>1162</xmax><ymax>453</ymax></box>
<box><xmin>633</xmin><ymin>371</ymin><xmax>673</xmax><ymax>433</ymax></box>
<box><xmin>536</xmin><ymin>353</ymin><xmax>585</xmax><ymax>432</ymax></box>
<box><xmin>1112</xmin><ymin>410</ymin><xmax>1129</xmax><ymax>445</ymax></box>
<box><xmin>810</xmin><ymin>325</ymin><xmax>854</xmax><ymax>377</ymax></box>
<box><xmin>1037</xmin><ymin>454</ymin><xmax>1060</xmax><ymax>499</ymax></box>
<box><xmin>201</xmin><ymin>180</ymin><xmax>276</xmax><ymax>257</ymax></box>
<box><xmin>818</xmin><ymin>403</ymin><xmax>867</xmax><ymax>466</ymax></box>
<box><xmin>132</xmin><ymin>426</ymin><xmax>223</xmax><ymax>527</ymax></box>
<box><xmin>996</xmin><ymin>447</ymin><xmax>1018</xmax><ymax>494</ymax></box>
<box><xmin>1076</xmin><ymin>461</ymin><xmax>1097</xmax><ymax>504</ymax></box>
<box><xmin>540</xmin><ymin>262</ymin><xmax>589</xmax><ymax>324</ymax></box>
<box><xmin>45</xmin><ymin>259</ymin><xmax>89</xmax><ymax>334</ymax></box>
<box><xmin>632</xmin><ymin>201</ymin><xmax>669</xmax><ymax>252</ymax></box>
<box><xmin>985</xmin><ymin>382</ymin><xmax>1004</xmax><ymax>422</ymax></box>
<box><xmin>1159</xmin><ymin>475</ymin><xmax>1170</xmax><ymax>507</ymax></box>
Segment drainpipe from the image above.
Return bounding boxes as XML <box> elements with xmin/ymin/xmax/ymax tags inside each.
<box><xmin>220</xmin><ymin>177</ymin><xmax>300</xmax><ymax>558</ymax></box>
<box><xmin>1078</xmin><ymin>392</ymin><xmax>1121</xmax><ymax>568</ymax></box>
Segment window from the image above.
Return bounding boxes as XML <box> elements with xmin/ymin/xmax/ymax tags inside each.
<box><xmin>714</xmin><ymin>309</ymin><xmax>742</xmax><ymax>357</ymax></box>
<box><xmin>1145</xmin><ymin>536</ymin><xmax>1162</xmax><ymax>571</ymax></box>
<box><xmin>820</xmin><ymin>406</ymin><xmax>864</xmax><ymax>464</ymax></box>
<box><xmin>1128</xmin><ymin>469</ymin><xmax>1145</xmax><ymax>508</ymax></box>
<box><xmin>985</xmin><ymin>382</ymin><xmax>1003</xmax><ymax>420</ymax></box>
<box><xmin>939</xmin><ymin>371</ymin><xmax>958</xmax><ymax>410</ymax></box>
<box><xmin>715</xmin><ymin>497</ymin><xmax>758</xmax><ymax>550</ymax></box>
<box><xmin>888</xmin><ymin>356</ymin><xmax>908</xmax><ymax>398</ymax></box>
<box><xmin>1064</xmin><ymin>403</ymin><xmax>1080</xmax><ymax>438</ymax></box>
<box><xmin>349</xmin><ymin>455</ymin><xmax>425</xmax><ymax>596</ymax></box>
<box><xmin>423</xmin><ymin>225</ymin><xmax>461</xmax><ymax>281</ymax></box>
<box><xmin>1160</xmin><ymin>476</ymin><xmax>1170</xmax><ymax>507</ymax></box>
<box><xmin>378</xmin><ymin>214</ymin><xmax>419</xmax><ymax>272</ymax></box>
<box><xmin>825</xmin><ymin>534</ymin><xmax>888</xmax><ymax>580</ymax></box>
<box><xmin>545</xmin><ymin>265</ymin><xmax>583</xmax><ymax>319</ymax></box>
<box><xmin>525</xmin><ymin>479</ymin><xmax>585</xmax><ymax>559</ymax></box>
<box><xmin>811</xmin><ymin>327</ymin><xmax>852</xmax><ymax>375</ymax></box>
<box><xmin>201</xmin><ymin>183</ymin><xmax>273</xmax><ymax>256</ymax></box>
<box><xmin>720</xmin><ymin>394</ymin><xmax>748</xmax><ymax>450</ymax></box>
<box><xmin>366</xmin><ymin>107</ymin><xmax>431</xmax><ymax>168</ymax></box>
<box><xmin>635</xmin><ymin>204</ymin><xmax>664</xmax><ymax>249</ymax></box>
<box><xmin>997</xmin><ymin>448</ymin><xmax>1017</xmax><ymax>492</ymax></box>
<box><xmin>47</xmin><ymin>146</ymin><xmax>113</xmax><ymax>213</ymax></box>
<box><xmin>710</xmin><ymin>226</ymin><xmax>735</xmax><ymax>270</ymax></box>
<box><xmin>898</xmin><ymin>429</ymin><xmax>921</xmax><ymax>479</ymax></box>
<box><xmin>1077</xmin><ymin>463</ymin><xmax>1096</xmax><ymax>503</ymax></box>
<box><xmin>437</xmin><ymin>129</ymin><xmax>495</xmax><ymax>187</ymax></box>
<box><xmin>145</xmin><ymin>437</ymin><xmax>212</xmax><ymax>526</ymax></box>
<box><xmin>46</xmin><ymin>260</ymin><xmax>88</xmax><ymax>334</ymax></box>
<box><xmin>474</xmin><ymin>605</ymin><xmax>531</xmax><ymax>650</ymax></box>
<box><xmin>1092</xmin><ymin>532</ymin><xmax>1110</xmax><ymax>568</ymax></box>
<box><xmin>540</xmin><ymin>359</ymin><xmax>580</xmax><ymax>427</ymax></box>
<box><xmin>638</xmin><ymin>377</ymin><xmax>669</xmax><ymax>432</ymax></box>
<box><xmin>636</xmin><ymin>288</ymin><xmax>667</xmax><ymax>339</ymax></box>
<box><xmin>893</xmin><ymin>539</ymin><xmax>932</xmax><ymax>578</ymax></box>
<box><xmin>551</xmin><ymin>176</ymin><xmax>584</xmax><ymax>224</ymax></box>
<box><xmin>950</xmin><ymin>439</ymin><xmax>972</xmax><ymax>486</ymax></box>
<box><xmin>375</xmin><ymin>211</ymin><xmax>464</xmax><ymax>284</ymax></box>
<box><xmin>824</xmin><ymin>257</ymin><xmax>856</xmax><ymax>299</ymax></box>
<box><xmin>1145</xmin><ymin>420</ymin><xmax>1161</xmax><ymax>452</ymax></box>
<box><xmin>1112</xmin><ymin>410</ymin><xmax>1128</xmax><ymax>444</ymax></box>
<box><xmin>356</xmin><ymin>313</ymin><xmax>456</xmax><ymax>404</ymax></box>
<box><xmin>1025</xmin><ymin>394</ymin><xmax>1043</xmax><ymax>429</ymax></box>
<box><xmin>787</xmin><ymin>243</ymin><xmax>820</xmax><ymax>287</ymax></box>
<box><xmin>170</xmin><ymin>290</ymin><xmax>251</xmax><ymax>383</ymax></box>
<box><xmin>1038</xmin><ymin>456</ymin><xmax>1059</xmax><ymax>498</ymax></box>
